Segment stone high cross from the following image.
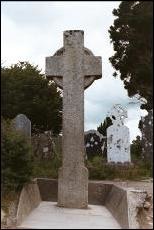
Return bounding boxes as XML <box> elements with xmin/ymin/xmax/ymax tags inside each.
<box><xmin>46</xmin><ymin>30</ymin><xmax>102</xmax><ymax>208</ymax></box>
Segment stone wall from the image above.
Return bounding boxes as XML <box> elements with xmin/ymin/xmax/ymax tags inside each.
<box><xmin>88</xmin><ymin>181</ymin><xmax>113</xmax><ymax>205</ymax></box>
<box><xmin>105</xmin><ymin>185</ymin><xmax>129</xmax><ymax>228</ymax></box>
<box><xmin>127</xmin><ymin>189</ymin><xmax>148</xmax><ymax>229</ymax></box>
<box><xmin>16</xmin><ymin>178</ymin><xmax>147</xmax><ymax>229</ymax></box>
<box><xmin>37</xmin><ymin>178</ymin><xmax>113</xmax><ymax>205</ymax></box>
<box><xmin>36</xmin><ymin>178</ymin><xmax>147</xmax><ymax>229</ymax></box>
<box><xmin>37</xmin><ymin>178</ymin><xmax>58</xmax><ymax>201</ymax></box>
<box><xmin>16</xmin><ymin>179</ymin><xmax>41</xmax><ymax>225</ymax></box>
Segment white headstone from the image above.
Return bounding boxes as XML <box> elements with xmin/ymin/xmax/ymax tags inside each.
<box><xmin>107</xmin><ymin>104</ymin><xmax>131</xmax><ymax>163</ymax></box>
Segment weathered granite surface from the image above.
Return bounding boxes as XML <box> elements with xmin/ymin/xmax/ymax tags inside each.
<box><xmin>45</xmin><ymin>30</ymin><xmax>102</xmax><ymax>208</ymax></box>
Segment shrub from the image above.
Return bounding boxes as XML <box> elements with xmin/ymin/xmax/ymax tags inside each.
<box><xmin>32</xmin><ymin>150</ymin><xmax>62</xmax><ymax>179</ymax></box>
<box><xmin>86</xmin><ymin>156</ymin><xmax>105</xmax><ymax>179</ymax></box>
<box><xmin>1</xmin><ymin>118</ymin><xmax>33</xmax><ymax>192</ymax></box>
<box><xmin>86</xmin><ymin>156</ymin><xmax>152</xmax><ymax>180</ymax></box>
<box><xmin>131</xmin><ymin>136</ymin><xmax>142</xmax><ymax>161</ymax></box>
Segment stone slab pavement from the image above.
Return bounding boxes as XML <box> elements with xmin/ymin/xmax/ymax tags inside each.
<box><xmin>18</xmin><ymin>201</ymin><xmax>121</xmax><ymax>229</ymax></box>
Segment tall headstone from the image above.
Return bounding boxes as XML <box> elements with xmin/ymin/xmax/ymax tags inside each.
<box><xmin>107</xmin><ymin>104</ymin><xmax>131</xmax><ymax>163</ymax></box>
<box><xmin>13</xmin><ymin>114</ymin><xmax>31</xmax><ymax>138</ymax></box>
<box><xmin>46</xmin><ymin>30</ymin><xmax>102</xmax><ymax>208</ymax></box>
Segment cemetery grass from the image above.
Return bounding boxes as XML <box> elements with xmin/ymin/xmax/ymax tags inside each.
<box><xmin>32</xmin><ymin>153</ymin><xmax>62</xmax><ymax>179</ymax></box>
<box><xmin>32</xmin><ymin>155</ymin><xmax>152</xmax><ymax>181</ymax></box>
<box><xmin>87</xmin><ymin>156</ymin><xmax>152</xmax><ymax>181</ymax></box>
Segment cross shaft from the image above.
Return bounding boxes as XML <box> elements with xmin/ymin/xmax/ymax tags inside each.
<box><xmin>45</xmin><ymin>30</ymin><xmax>102</xmax><ymax>208</ymax></box>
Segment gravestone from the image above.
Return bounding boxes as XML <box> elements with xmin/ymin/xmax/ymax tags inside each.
<box><xmin>13</xmin><ymin>114</ymin><xmax>31</xmax><ymax>138</ymax></box>
<box><xmin>107</xmin><ymin>104</ymin><xmax>131</xmax><ymax>163</ymax></box>
<box><xmin>46</xmin><ymin>30</ymin><xmax>102</xmax><ymax>208</ymax></box>
<box><xmin>31</xmin><ymin>131</ymin><xmax>56</xmax><ymax>159</ymax></box>
<box><xmin>84</xmin><ymin>130</ymin><xmax>106</xmax><ymax>159</ymax></box>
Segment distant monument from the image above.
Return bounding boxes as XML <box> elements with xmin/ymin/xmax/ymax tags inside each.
<box><xmin>45</xmin><ymin>30</ymin><xmax>102</xmax><ymax>208</ymax></box>
<box><xmin>84</xmin><ymin>130</ymin><xmax>106</xmax><ymax>159</ymax></box>
<box><xmin>107</xmin><ymin>104</ymin><xmax>131</xmax><ymax>163</ymax></box>
<box><xmin>13</xmin><ymin>114</ymin><xmax>31</xmax><ymax>138</ymax></box>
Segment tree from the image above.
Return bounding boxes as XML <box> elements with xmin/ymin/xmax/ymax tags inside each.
<box><xmin>1</xmin><ymin>62</ymin><xmax>62</xmax><ymax>134</ymax></box>
<box><xmin>138</xmin><ymin>111</ymin><xmax>153</xmax><ymax>162</ymax></box>
<box><xmin>97</xmin><ymin>117</ymin><xmax>112</xmax><ymax>158</ymax></box>
<box><xmin>1</xmin><ymin>118</ymin><xmax>33</xmax><ymax>192</ymax></box>
<box><xmin>109</xmin><ymin>1</ymin><xmax>153</xmax><ymax>110</ymax></box>
<box><xmin>130</xmin><ymin>135</ymin><xmax>142</xmax><ymax>161</ymax></box>
<box><xmin>97</xmin><ymin>117</ymin><xmax>112</xmax><ymax>136</ymax></box>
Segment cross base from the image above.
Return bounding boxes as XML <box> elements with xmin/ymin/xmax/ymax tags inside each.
<box><xmin>58</xmin><ymin>166</ymin><xmax>88</xmax><ymax>209</ymax></box>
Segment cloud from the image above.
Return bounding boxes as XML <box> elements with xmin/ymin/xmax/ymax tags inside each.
<box><xmin>2</xmin><ymin>1</ymin><xmax>146</xmax><ymax>142</ymax></box>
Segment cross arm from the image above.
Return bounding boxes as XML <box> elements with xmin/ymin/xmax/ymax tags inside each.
<box><xmin>45</xmin><ymin>56</ymin><xmax>64</xmax><ymax>79</ymax></box>
<box><xmin>84</xmin><ymin>56</ymin><xmax>102</xmax><ymax>89</ymax></box>
<box><xmin>84</xmin><ymin>56</ymin><xmax>102</xmax><ymax>79</ymax></box>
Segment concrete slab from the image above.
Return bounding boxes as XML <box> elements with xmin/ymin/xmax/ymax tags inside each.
<box><xmin>18</xmin><ymin>201</ymin><xmax>121</xmax><ymax>229</ymax></box>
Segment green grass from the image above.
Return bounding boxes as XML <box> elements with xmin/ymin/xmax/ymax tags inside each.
<box><xmin>31</xmin><ymin>154</ymin><xmax>152</xmax><ymax>181</ymax></box>
<box><xmin>32</xmin><ymin>154</ymin><xmax>62</xmax><ymax>179</ymax></box>
<box><xmin>86</xmin><ymin>156</ymin><xmax>152</xmax><ymax>180</ymax></box>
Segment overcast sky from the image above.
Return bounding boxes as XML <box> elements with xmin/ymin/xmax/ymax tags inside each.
<box><xmin>1</xmin><ymin>1</ymin><xmax>147</xmax><ymax>142</ymax></box>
